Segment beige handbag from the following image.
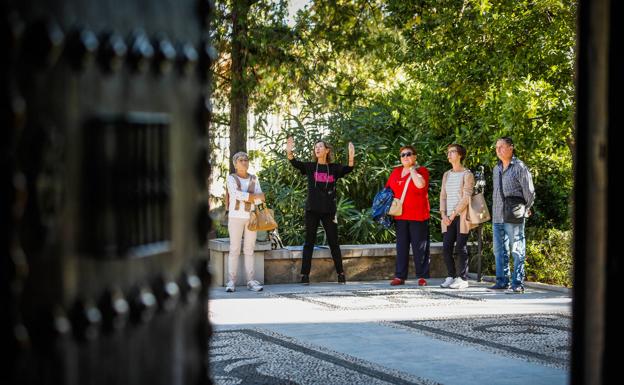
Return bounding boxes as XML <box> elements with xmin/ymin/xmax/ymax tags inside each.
<box><xmin>468</xmin><ymin>192</ymin><xmax>491</xmax><ymax>224</ymax></box>
<box><xmin>247</xmin><ymin>203</ymin><xmax>278</xmax><ymax>231</ymax></box>
<box><xmin>388</xmin><ymin>174</ymin><xmax>412</xmax><ymax>216</ymax></box>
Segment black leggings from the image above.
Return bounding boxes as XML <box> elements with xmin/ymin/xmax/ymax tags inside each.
<box><xmin>442</xmin><ymin>217</ymin><xmax>470</xmax><ymax>279</ymax></box>
<box><xmin>301</xmin><ymin>211</ymin><xmax>344</xmax><ymax>275</ymax></box>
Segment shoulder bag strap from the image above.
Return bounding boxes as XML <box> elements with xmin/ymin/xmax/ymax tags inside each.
<box><xmin>399</xmin><ymin>173</ymin><xmax>413</xmax><ymax>204</ymax></box>
<box><xmin>230</xmin><ymin>174</ymin><xmax>243</xmax><ymax>211</ymax></box>
<box><xmin>244</xmin><ymin>175</ymin><xmax>256</xmax><ymax>212</ymax></box>
<box><xmin>498</xmin><ymin>167</ymin><xmax>506</xmax><ymax>201</ymax></box>
<box><xmin>463</xmin><ymin>169</ymin><xmax>471</xmax><ymax>192</ymax></box>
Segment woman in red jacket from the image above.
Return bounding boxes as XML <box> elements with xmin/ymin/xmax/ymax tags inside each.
<box><xmin>385</xmin><ymin>145</ymin><xmax>431</xmax><ymax>286</ymax></box>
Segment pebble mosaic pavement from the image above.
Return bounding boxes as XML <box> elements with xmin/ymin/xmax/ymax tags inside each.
<box><xmin>272</xmin><ymin>288</ymin><xmax>482</xmax><ymax>310</ymax></box>
<box><xmin>390</xmin><ymin>313</ymin><xmax>570</xmax><ymax>369</ymax></box>
<box><xmin>211</xmin><ymin>328</ymin><xmax>440</xmax><ymax>385</ymax></box>
<box><xmin>210</xmin><ymin>282</ymin><xmax>571</xmax><ymax>384</ymax></box>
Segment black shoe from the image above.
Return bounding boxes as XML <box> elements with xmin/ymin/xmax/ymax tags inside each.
<box><xmin>301</xmin><ymin>274</ymin><xmax>310</xmax><ymax>285</ymax></box>
<box><xmin>488</xmin><ymin>283</ymin><xmax>510</xmax><ymax>290</ymax></box>
<box><xmin>337</xmin><ymin>273</ymin><xmax>346</xmax><ymax>284</ymax></box>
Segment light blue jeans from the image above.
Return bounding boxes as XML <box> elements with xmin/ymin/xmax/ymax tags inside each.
<box><xmin>492</xmin><ymin>221</ymin><xmax>526</xmax><ymax>288</ymax></box>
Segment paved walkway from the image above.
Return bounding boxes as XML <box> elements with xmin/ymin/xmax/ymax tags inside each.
<box><xmin>209</xmin><ymin>279</ymin><xmax>571</xmax><ymax>385</ymax></box>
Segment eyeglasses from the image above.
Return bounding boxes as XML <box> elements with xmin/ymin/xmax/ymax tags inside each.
<box><xmin>237</xmin><ymin>158</ymin><xmax>249</xmax><ymax>162</ymax></box>
<box><xmin>400</xmin><ymin>152</ymin><xmax>413</xmax><ymax>158</ymax></box>
<box><xmin>447</xmin><ymin>149</ymin><xmax>458</xmax><ymax>155</ymax></box>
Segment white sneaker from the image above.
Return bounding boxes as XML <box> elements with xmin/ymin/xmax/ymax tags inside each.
<box><xmin>440</xmin><ymin>277</ymin><xmax>454</xmax><ymax>288</ymax></box>
<box><xmin>247</xmin><ymin>280</ymin><xmax>263</xmax><ymax>292</ymax></box>
<box><xmin>225</xmin><ymin>280</ymin><xmax>235</xmax><ymax>292</ymax></box>
<box><xmin>449</xmin><ymin>277</ymin><xmax>469</xmax><ymax>289</ymax></box>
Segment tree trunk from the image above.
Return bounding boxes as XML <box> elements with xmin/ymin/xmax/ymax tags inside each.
<box><xmin>229</xmin><ymin>0</ymin><xmax>251</xmax><ymax>173</ymax></box>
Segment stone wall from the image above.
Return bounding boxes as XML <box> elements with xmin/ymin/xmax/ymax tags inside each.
<box><xmin>209</xmin><ymin>239</ymin><xmax>477</xmax><ymax>285</ymax></box>
<box><xmin>264</xmin><ymin>244</ymin><xmax>448</xmax><ymax>284</ymax></box>
<box><xmin>209</xmin><ymin>238</ymin><xmax>476</xmax><ymax>286</ymax></box>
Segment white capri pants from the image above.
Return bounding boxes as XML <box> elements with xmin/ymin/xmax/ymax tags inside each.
<box><xmin>227</xmin><ymin>217</ymin><xmax>257</xmax><ymax>282</ymax></box>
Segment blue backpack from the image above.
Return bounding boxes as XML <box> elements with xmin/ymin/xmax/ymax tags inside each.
<box><xmin>371</xmin><ymin>187</ymin><xmax>395</xmax><ymax>229</ymax></box>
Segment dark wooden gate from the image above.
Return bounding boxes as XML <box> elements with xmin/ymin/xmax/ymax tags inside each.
<box><xmin>2</xmin><ymin>1</ymin><xmax>215</xmax><ymax>384</ymax></box>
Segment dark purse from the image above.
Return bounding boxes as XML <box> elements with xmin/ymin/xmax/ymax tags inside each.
<box><xmin>503</xmin><ymin>196</ymin><xmax>526</xmax><ymax>223</ymax></box>
<box><xmin>499</xmin><ymin>169</ymin><xmax>526</xmax><ymax>224</ymax></box>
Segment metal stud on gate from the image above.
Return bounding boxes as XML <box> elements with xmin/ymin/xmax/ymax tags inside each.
<box><xmin>127</xmin><ymin>29</ymin><xmax>154</xmax><ymax>73</ymax></box>
<box><xmin>153</xmin><ymin>276</ymin><xmax>181</xmax><ymax>312</ymax></box>
<box><xmin>21</xmin><ymin>18</ymin><xmax>64</xmax><ymax>69</ymax></box>
<box><xmin>98</xmin><ymin>287</ymin><xmax>130</xmax><ymax>333</ymax></box>
<box><xmin>129</xmin><ymin>285</ymin><xmax>158</xmax><ymax>324</ymax></box>
<box><xmin>176</xmin><ymin>41</ymin><xmax>199</xmax><ymax>76</ymax></box>
<box><xmin>152</xmin><ymin>34</ymin><xmax>177</xmax><ymax>75</ymax></box>
<box><xmin>97</xmin><ymin>31</ymin><xmax>127</xmax><ymax>73</ymax></box>
<box><xmin>70</xmin><ymin>299</ymin><xmax>102</xmax><ymax>342</ymax></box>
<box><xmin>65</xmin><ymin>26</ymin><xmax>99</xmax><ymax>71</ymax></box>
<box><xmin>179</xmin><ymin>269</ymin><xmax>202</xmax><ymax>305</ymax></box>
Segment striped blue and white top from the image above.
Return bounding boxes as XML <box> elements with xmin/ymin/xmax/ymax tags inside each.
<box><xmin>445</xmin><ymin>170</ymin><xmax>465</xmax><ymax>216</ymax></box>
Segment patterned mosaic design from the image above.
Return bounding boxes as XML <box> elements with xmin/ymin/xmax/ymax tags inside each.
<box><xmin>390</xmin><ymin>313</ymin><xmax>571</xmax><ymax>368</ymax></box>
<box><xmin>210</xmin><ymin>329</ymin><xmax>440</xmax><ymax>385</ymax></box>
<box><xmin>274</xmin><ymin>288</ymin><xmax>482</xmax><ymax>310</ymax></box>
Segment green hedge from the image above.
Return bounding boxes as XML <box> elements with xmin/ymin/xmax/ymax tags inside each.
<box><xmin>472</xmin><ymin>225</ymin><xmax>572</xmax><ymax>287</ymax></box>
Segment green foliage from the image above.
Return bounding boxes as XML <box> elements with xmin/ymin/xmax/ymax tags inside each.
<box><xmin>525</xmin><ymin>227</ymin><xmax>573</xmax><ymax>287</ymax></box>
<box><xmin>469</xmin><ymin>225</ymin><xmax>572</xmax><ymax>287</ymax></box>
<box><xmin>254</xmin><ymin>107</ymin><xmax>401</xmax><ymax>246</ymax></box>
<box><xmin>212</xmin><ymin>0</ymin><xmax>293</xmax><ymax>108</ymax></box>
<box><xmin>212</xmin><ymin>0</ymin><xmax>576</xmax><ymax>285</ymax></box>
<box><xmin>382</xmin><ymin>0</ymin><xmax>576</xmax><ymax>159</ymax></box>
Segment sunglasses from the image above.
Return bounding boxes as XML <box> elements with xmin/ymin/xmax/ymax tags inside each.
<box><xmin>400</xmin><ymin>152</ymin><xmax>413</xmax><ymax>158</ymax></box>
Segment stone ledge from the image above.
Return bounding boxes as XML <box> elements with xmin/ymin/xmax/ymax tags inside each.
<box><xmin>208</xmin><ymin>238</ymin><xmax>270</xmax><ymax>287</ymax></box>
<box><xmin>265</xmin><ymin>242</ymin><xmax>446</xmax><ymax>260</ymax></box>
<box><xmin>209</xmin><ymin>237</ymin><xmax>272</xmax><ymax>252</ymax></box>
<box><xmin>208</xmin><ymin>238</ymin><xmax>479</xmax><ymax>285</ymax></box>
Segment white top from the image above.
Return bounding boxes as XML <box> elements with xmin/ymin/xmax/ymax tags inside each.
<box><xmin>227</xmin><ymin>174</ymin><xmax>263</xmax><ymax>219</ymax></box>
<box><xmin>445</xmin><ymin>171</ymin><xmax>464</xmax><ymax>216</ymax></box>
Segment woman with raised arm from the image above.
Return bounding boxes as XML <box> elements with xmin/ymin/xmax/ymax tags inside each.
<box><xmin>286</xmin><ymin>137</ymin><xmax>355</xmax><ymax>285</ymax></box>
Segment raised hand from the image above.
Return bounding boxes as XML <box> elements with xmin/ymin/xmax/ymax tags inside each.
<box><xmin>348</xmin><ymin>142</ymin><xmax>355</xmax><ymax>158</ymax></box>
<box><xmin>286</xmin><ymin>136</ymin><xmax>294</xmax><ymax>153</ymax></box>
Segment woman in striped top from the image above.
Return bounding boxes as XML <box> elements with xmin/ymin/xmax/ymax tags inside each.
<box><xmin>439</xmin><ymin>144</ymin><xmax>478</xmax><ymax>289</ymax></box>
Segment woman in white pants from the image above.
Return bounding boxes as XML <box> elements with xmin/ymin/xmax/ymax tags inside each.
<box><xmin>226</xmin><ymin>151</ymin><xmax>265</xmax><ymax>292</ymax></box>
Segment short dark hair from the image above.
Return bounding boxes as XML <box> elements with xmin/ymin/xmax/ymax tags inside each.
<box><xmin>399</xmin><ymin>145</ymin><xmax>416</xmax><ymax>155</ymax></box>
<box><xmin>497</xmin><ymin>136</ymin><xmax>514</xmax><ymax>146</ymax></box>
<box><xmin>496</xmin><ymin>136</ymin><xmax>514</xmax><ymax>153</ymax></box>
<box><xmin>448</xmin><ymin>143</ymin><xmax>467</xmax><ymax>162</ymax></box>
